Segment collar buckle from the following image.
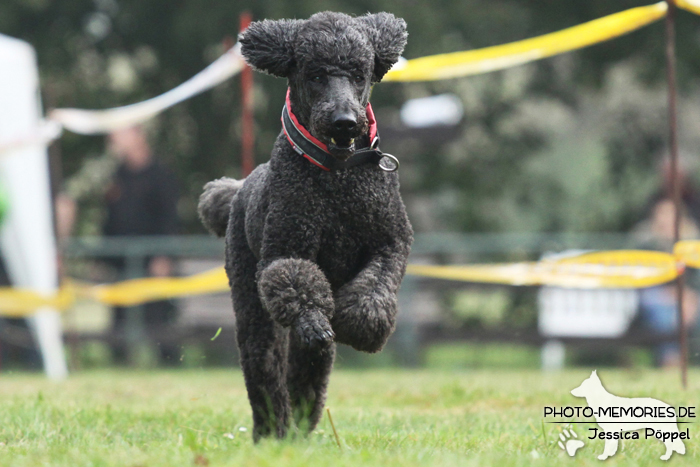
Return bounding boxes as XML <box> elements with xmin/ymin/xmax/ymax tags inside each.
<box><xmin>378</xmin><ymin>153</ymin><xmax>399</xmax><ymax>172</ymax></box>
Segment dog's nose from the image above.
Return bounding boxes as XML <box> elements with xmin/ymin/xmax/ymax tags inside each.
<box><xmin>332</xmin><ymin>112</ymin><xmax>357</xmax><ymax>132</ymax></box>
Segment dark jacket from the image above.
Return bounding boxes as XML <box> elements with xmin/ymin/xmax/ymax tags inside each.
<box><xmin>103</xmin><ymin>161</ymin><xmax>179</xmax><ymax>237</ymax></box>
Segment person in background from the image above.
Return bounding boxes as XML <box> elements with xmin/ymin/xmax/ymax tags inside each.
<box><xmin>103</xmin><ymin>126</ymin><xmax>180</xmax><ymax>365</ymax></box>
<box><xmin>633</xmin><ymin>197</ymin><xmax>700</xmax><ymax>367</ymax></box>
<box><xmin>57</xmin><ymin>125</ymin><xmax>180</xmax><ymax>366</ymax></box>
<box><xmin>643</xmin><ymin>157</ymin><xmax>700</xmax><ymax>227</ymax></box>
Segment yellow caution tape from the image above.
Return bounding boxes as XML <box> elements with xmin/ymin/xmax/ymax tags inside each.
<box><xmin>0</xmin><ymin>283</ymin><xmax>77</xmax><ymax>318</ymax></box>
<box><xmin>2</xmin><ymin>241</ymin><xmax>700</xmax><ymax>316</ymax></box>
<box><xmin>384</xmin><ymin>2</ymin><xmax>668</xmax><ymax>82</ymax></box>
<box><xmin>678</xmin><ymin>0</ymin><xmax>700</xmax><ymax>16</ymax></box>
<box><xmin>408</xmin><ymin>250</ymin><xmax>680</xmax><ymax>289</ymax></box>
<box><xmin>0</xmin><ymin>269</ymin><xmax>229</xmax><ymax>316</ymax></box>
<box><xmin>674</xmin><ymin>240</ymin><xmax>700</xmax><ymax>268</ymax></box>
<box><xmin>92</xmin><ymin>267</ymin><xmax>229</xmax><ymax>307</ymax></box>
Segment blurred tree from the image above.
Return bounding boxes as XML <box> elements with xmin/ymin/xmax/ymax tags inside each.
<box><xmin>1</xmin><ymin>0</ymin><xmax>699</xmax><ymax>234</ymax></box>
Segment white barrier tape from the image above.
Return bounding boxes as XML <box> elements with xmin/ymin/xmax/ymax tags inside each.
<box><xmin>0</xmin><ymin>120</ymin><xmax>62</xmax><ymax>155</ymax></box>
<box><xmin>49</xmin><ymin>44</ymin><xmax>245</xmax><ymax>135</ymax></box>
<box><xmin>2</xmin><ymin>45</ymin><xmax>245</xmax><ymax>153</ymax></box>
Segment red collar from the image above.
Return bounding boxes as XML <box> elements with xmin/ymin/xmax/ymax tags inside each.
<box><xmin>281</xmin><ymin>89</ymin><xmax>392</xmax><ymax>171</ymax></box>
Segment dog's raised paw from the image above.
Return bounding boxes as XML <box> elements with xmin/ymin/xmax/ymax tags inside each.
<box><xmin>294</xmin><ymin>313</ymin><xmax>334</xmax><ymax>349</ymax></box>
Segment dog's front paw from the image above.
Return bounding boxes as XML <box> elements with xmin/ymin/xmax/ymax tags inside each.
<box><xmin>294</xmin><ymin>312</ymin><xmax>334</xmax><ymax>349</ymax></box>
<box><xmin>258</xmin><ymin>258</ymin><xmax>334</xmax><ymax>327</ymax></box>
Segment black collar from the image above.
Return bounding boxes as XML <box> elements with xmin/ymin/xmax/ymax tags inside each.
<box><xmin>280</xmin><ymin>89</ymin><xmax>398</xmax><ymax>172</ymax></box>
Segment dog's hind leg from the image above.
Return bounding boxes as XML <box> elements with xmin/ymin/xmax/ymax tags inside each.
<box><xmin>227</xmin><ymin>206</ymin><xmax>291</xmax><ymax>442</ymax></box>
<box><xmin>236</xmin><ymin>306</ymin><xmax>290</xmax><ymax>442</ymax></box>
<box><xmin>661</xmin><ymin>436</ymin><xmax>685</xmax><ymax>460</ymax></box>
<box><xmin>287</xmin><ymin>335</ymin><xmax>335</xmax><ymax>434</ymax></box>
<box><xmin>598</xmin><ymin>437</ymin><xmax>618</xmax><ymax>460</ymax></box>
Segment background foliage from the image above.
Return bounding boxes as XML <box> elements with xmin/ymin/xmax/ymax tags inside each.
<box><xmin>3</xmin><ymin>0</ymin><xmax>700</xmax><ymax>234</ymax></box>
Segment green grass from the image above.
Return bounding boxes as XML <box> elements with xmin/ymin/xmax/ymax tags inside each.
<box><xmin>0</xmin><ymin>368</ymin><xmax>698</xmax><ymax>466</ymax></box>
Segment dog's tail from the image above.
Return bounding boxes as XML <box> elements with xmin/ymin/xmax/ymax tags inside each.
<box><xmin>198</xmin><ymin>177</ymin><xmax>244</xmax><ymax>237</ymax></box>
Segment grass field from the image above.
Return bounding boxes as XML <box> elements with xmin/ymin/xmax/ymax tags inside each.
<box><xmin>0</xmin><ymin>368</ymin><xmax>698</xmax><ymax>466</ymax></box>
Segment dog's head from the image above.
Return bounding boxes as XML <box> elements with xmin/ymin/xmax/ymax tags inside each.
<box><xmin>239</xmin><ymin>12</ymin><xmax>407</xmax><ymax>160</ymax></box>
<box><xmin>570</xmin><ymin>370</ymin><xmax>602</xmax><ymax>398</ymax></box>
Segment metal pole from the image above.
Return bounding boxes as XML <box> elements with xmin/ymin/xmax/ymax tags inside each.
<box><xmin>240</xmin><ymin>12</ymin><xmax>255</xmax><ymax>177</ymax></box>
<box><xmin>665</xmin><ymin>0</ymin><xmax>687</xmax><ymax>388</ymax></box>
<box><xmin>124</xmin><ymin>253</ymin><xmax>146</xmax><ymax>366</ymax></box>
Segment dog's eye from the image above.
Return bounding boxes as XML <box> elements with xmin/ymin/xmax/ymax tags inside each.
<box><xmin>354</xmin><ymin>74</ymin><xmax>365</xmax><ymax>83</ymax></box>
<box><xmin>311</xmin><ymin>75</ymin><xmax>323</xmax><ymax>83</ymax></box>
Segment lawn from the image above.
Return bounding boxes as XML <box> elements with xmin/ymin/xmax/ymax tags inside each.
<box><xmin>0</xmin><ymin>368</ymin><xmax>697</xmax><ymax>466</ymax></box>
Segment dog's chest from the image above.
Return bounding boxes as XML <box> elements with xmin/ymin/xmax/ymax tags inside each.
<box><xmin>314</xmin><ymin>170</ymin><xmax>396</xmax><ymax>287</ymax></box>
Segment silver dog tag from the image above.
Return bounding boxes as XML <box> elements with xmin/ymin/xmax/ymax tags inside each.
<box><xmin>378</xmin><ymin>153</ymin><xmax>399</xmax><ymax>172</ymax></box>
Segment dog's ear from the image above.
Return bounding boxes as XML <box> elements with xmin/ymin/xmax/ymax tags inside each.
<box><xmin>356</xmin><ymin>13</ymin><xmax>407</xmax><ymax>83</ymax></box>
<box><xmin>239</xmin><ymin>19</ymin><xmax>302</xmax><ymax>78</ymax></box>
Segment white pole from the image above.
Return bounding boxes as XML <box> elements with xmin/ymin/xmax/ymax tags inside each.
<box><xmin>0</xmin><ymin>34</ymin><xmax>67</xmax><ymax>379</ymax></box>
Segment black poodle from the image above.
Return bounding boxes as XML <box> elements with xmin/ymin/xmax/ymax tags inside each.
<box><xmin>198</xmin><ymin>11</ymin><xmax>412</xmax><ymax>441</ymax></box>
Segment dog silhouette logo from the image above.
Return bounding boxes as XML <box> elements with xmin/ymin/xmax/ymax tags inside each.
<box><xmin>569</xmin><ymin>370</ymin><xmax>686</xmax><ymax>461</ymax></box>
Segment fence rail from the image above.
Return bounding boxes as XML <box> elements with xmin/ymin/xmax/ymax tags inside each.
<box><xmin>64</xmin><ymin>232</ymin><xmax>637</xmax><ymax>260</ymax></box>
<box><xmin>57</xmin><ymin>232</ymin><xmax>658</xmax><ymax>368</ymax></box>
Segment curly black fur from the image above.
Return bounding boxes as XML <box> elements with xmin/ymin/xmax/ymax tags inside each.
<box><xmin>356</xmin><ymin>12</ymin><xmax>408</xmax><ymax>82</ymax></box>
<box><xmin>198</xmin><ymin>11</ymin><xmax>412</xmax><ymax>442</ymax></box>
